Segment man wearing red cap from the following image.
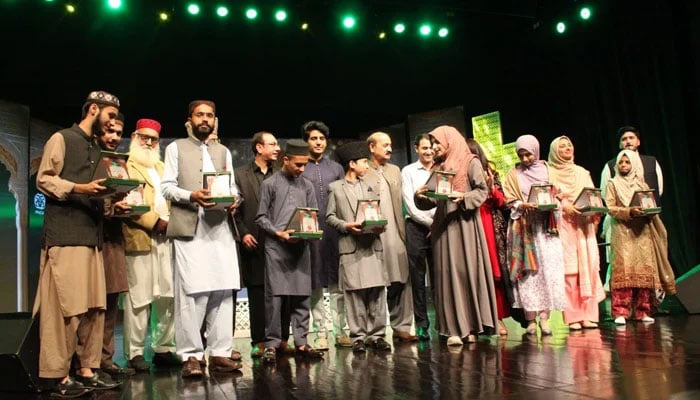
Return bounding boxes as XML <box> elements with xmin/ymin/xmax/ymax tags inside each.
<box><xmin>34</xmin><ymin>91</ymin><xmax>124</xmax><ymax>397</ymax></box>
<box><xmin>122</xmin><ymin>118</ymin><xmax>178</xmax><ymax>372</ymax></box>
<box><xmin>162</xmin><ymin>100</ymin><xmax>242</xmax><ymax>377</ymax></box>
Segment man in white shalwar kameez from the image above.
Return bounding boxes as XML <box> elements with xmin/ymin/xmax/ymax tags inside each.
<box><xmin>161</xmin><ymin>100</ymin><xmax>242</xmax><ymax>378</ymax></box>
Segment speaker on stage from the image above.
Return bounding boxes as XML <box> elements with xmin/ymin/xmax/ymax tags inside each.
<box><xmin>674</xmin><ymin>265</ymin><xmax>700</xmax><ymax>314</ymax></box>
<box><xmin>0</xmin><ymin>312</ymin><xmax>40</xmax><ymax>393</ymax></box>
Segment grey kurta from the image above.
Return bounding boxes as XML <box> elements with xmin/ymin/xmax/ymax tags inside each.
<box><xmin>256</xmin><ymin>171</ymin><xmax>318</xmax><ymax>296</ymax></box>
<box><xmin>326</xmin><ymin>178</ymin><xmax>388</xmax><ymax>290</ymax></box>
<box><xmin>417</xmin><ymin>159</ymin><xmax>498</xmax><ymax>337</ymax></box>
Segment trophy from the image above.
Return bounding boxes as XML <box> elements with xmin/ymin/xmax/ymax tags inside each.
<box><xmin>355</xmin><ymin>199</ymin><xmax>387</xmax><ymax>233</ymax></box>
<box><xmin>203</xmin><ymin>171</ymin><xmax>236</xmax><ymax>211</ymax></box>
<box><xmin>630</xmin><ymin>189</ymin><xmax>661</xmax><ymax>215</ymax></box>
<box><xmin>527</xmin><ymin>183</ymin><xmax>557</xmax><ymax>211</ymax></box>
<box><xmin>90</xmin><ymin>151</ymin><xmax>141</xmax><ymax>198</ymax></box>
<box><xmin>285</xmin><ymin>207</ymin><xmax>324</xmax><ymax>239</ymax></box>
<box><xmin>425</xmin><ymin>170</ymin><xmax>457</xmax><ymax>199</ymax></box>
<box><xmin>117</xmin><ymin>183</ymin><xmax>151</xmax><ymax>217</ymax></box>
<box><xmin>573</xmin><ymin>187</ymin><xmax>608</xmax><ymax>216</ymax></box>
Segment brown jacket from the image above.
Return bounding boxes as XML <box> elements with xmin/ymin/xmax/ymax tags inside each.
<box><xmin>122</xmin><ymin>160</ymin><xmax>168</xmax><ymax>252</ymax></box>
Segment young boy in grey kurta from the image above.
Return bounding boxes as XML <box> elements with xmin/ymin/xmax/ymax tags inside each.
<box><xmin>326</xmin><ymin>141</ymin><xmax>391</xmax><ymax>353</ymax></box>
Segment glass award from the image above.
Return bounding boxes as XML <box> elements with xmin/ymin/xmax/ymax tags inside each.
<box><xmin>355</xmin><ymin>199</ymin><xmax>387</xmax><ymax>233</ymax></box>
<box><xmin>629</xmin><ymin>189</ymin><xmax>661</xmax><ymax>215</ymax></box>
<box><xmin>527</xmin><ymin>183</ymin><xmax>557</xmax><ymax>211</ymax></box>
<box><xmin>573</xmin><ymin>187</ymin><xmax>608</xmax><ymax>216</ymax></box>
<box><xmin>90</xmin><ymin>151</ymin><xmax>141</xmax><ymax>198</ymax></box>
<box><xmin>425</xmin><ymin>170</ymin><xmax>457</xmax><ymax>199</ymax></box>
<box><xmin>285</xmin><ymin>207</ymin><xmax>323</xmax><ymax>239</ymax></box>
<box><xmin>116</xmin><ymin>183</ymin><xmax>151</xmax><ymax>217</ymax></box>
<box><xmin>203</xmin><ymin>171</ymin><xmax>236</xmax><ymax>211</ymax></box>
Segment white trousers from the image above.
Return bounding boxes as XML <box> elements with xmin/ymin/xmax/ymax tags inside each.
<box><xmin>123</xmin><ymin>295</ymin><xmax>176</xmax><ymax>359</ymax></box>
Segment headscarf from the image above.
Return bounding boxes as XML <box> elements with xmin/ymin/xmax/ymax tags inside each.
<box><xmin>515</xmin><ymin>135</ymin><xmax>549</xmax><ymax>199</ymax></box>
<box><xmin>428</xmin><ymin>125</ymin><xmax>475</xmax><ymax>193</ymax></box>
<box><xmin>547</xmin><ymin>136</ymin><xmax>590</xmax><ymax>198</ymax></box>
<box><xmin>610</xmin><ymin>149</ymin><xmax>645</xmax><ymax>206</ymax></box>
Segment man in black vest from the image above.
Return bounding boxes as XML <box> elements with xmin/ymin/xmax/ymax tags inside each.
<box><xmin>600</xmin><ymin>126</ymin><xmax>664</xmax><ymax>291</ymax></box>
<box><xmin>35</xmin><ymin>91</ymin><xmax>123</xmax><ymax>397</ymax></box>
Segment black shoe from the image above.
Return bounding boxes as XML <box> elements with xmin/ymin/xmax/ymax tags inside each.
<box><xmin>74</xmin><ymin>371</ymin><xmax>121</xmax><ymax>390</ymax></box>
<box><xmin>45</xmin><ymin>377</ymin><xmax>93</xmax><ymax>399</ymax></box>
<box><xmin>367</xmin><ymin>338</ymin><xmax>392</xmax><ymax>351</ymax></box>
<box><xmin>416</xmin><ymin>327</ymin><xmax>431</xmax><ymax>341</ymax></box>
<box><xmin>263</xmin><ymin>347</ymin><xmax>277</xmax><ymax>364</ymax></box>
<box><xmin>152</xmin><ymin>352</ymin><xmax>182</xmax><ymax>367</ymax></box>
<box><xmin>128</xmin><ymin>355</ymin><xmax>150</xmax><ymax>372</ymax></box>
<box><xmin>352</xmin><ymin>340</ymin><xmax>366</xmax><ymax>353</ymax></box>
<box><xmin>101</xmin><ymin>361</ymin><xmax>135</xmax><ymax>376</ymax></box>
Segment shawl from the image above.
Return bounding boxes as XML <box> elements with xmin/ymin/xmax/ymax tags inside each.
<box><xmin>428</xmin><ymin>125</ymin><xmax>476</xmax><ymax>193</ymax></box>
<box><xmin>547</xmin><ymin>136</ymin><xmax>590</xmax><ymax>199</ymax></box>
<box><xmin>610</xmin><ymin>149</ymin><xmax>644</xmax><ymax>207</ymax></box>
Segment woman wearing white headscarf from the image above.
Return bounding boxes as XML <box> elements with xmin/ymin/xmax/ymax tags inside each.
<box><xmin>503</xmin><ymin>135</ymin><xmax>566</xmax><ymax>336</ymax></box>
<box><xmin>548</xmin><ymin>136</ymin><xmax>605</xmax><ymax>331</ymax></box>
<box><xmin>605</xmin><ymin>149</ymin><xmax>676</xmax><ymax>325</ymax></box>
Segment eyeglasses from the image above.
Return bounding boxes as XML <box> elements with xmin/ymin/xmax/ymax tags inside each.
<box><xmin>135</xmin><ymin>133</ymin><xmax>159</xmax><ymax>144</ymax></box>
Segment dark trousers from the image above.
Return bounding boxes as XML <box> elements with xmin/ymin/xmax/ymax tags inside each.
<box><xmin>101</xmin><ymin>292</ymin><xmax>120</xmax><ymax>364</ymax></box>
<box><xmin>406</xmin><ymin>218</ymin><xmax>434</xmax><ymax>329</ymax></box>
<box><xmin>246</xmin><ymin>284</ymin><xmax>266</xmax><ymax>344</ymax></box>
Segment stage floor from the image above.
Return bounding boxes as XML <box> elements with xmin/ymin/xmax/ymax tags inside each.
<box><xmin>10</xmin><ymin>305</ymin><xmax>700</xmax><ymax>399</ymax></box>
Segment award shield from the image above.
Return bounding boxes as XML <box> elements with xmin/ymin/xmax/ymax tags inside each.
<box><xmin>116</xmin><ymin>183</ymin><xmax>151</xmax><ymax>217</ymax></box>
<box><xmin>527</xmin><ymin>183</ymin><xmax>557</xmax><ymax>211</ymax></box>
<box><xmin>285</xmin><ymin>207</ymin><xmax>324</xmax><ymax>239</ymax></box>
<box><xmin>90</xmin><ymin>151</ymin><xmax>141</xmax><ymax>197</ymax></box>
<box><xmin>425</xmin><ymin>170</ymin><xmax>456</xmax><ymax>199</ymax></box>
<box><xmin>355</xmin><ymin>199</ymin><xmax>387</xmax><ymax>233</ymax></box>
<box><xmin>574</xmin><ymin>187</ymin><xmax>608</xmax><ymax>216</ymax></box>
<box><xmin>629</xmin><ymin>189</ymin><xmax>661</xmax><ymax>215</ymax></box>
<box><xmin>203</xmin><ymin>171</ymin><xmax>236</xmax><ymax>211</ymax></box>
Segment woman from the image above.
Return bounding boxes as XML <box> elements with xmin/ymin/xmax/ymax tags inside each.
<box><xmin>415</xmin><ymin>126</ymin><xmax>498</xmax><ymax>345</ymax></box>
<box><xmin>605</xmin><ymin>150</ymin><xmax>676</xmax><ymax>324</ymax></box>
<box><xmin>548</xmin><ymin>136</ymin><xmax>605</xmax><ymax>331</ymax></box>
<box><xmin>503</xmin><ymin>135</ymin><xmax>566</xmax><ymax>336</ymax></box>
<box><xmin>466</xmin><ymin>138</ymin><xmax>513</xmax><ymax>336</ymax></box>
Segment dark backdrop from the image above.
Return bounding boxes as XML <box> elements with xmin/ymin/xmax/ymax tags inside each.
<box><xmin>1</xmin><ymin>0</ymin><xmax>698</xmax><ymax>274</ymax></box>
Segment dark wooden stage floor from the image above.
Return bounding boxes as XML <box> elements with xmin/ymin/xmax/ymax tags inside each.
<box><xmin>9</xmin><ymin>302</ymin><xmax>700</xmax><ymax>399</ymax></box>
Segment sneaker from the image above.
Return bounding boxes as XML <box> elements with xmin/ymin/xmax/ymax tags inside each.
<box><xmin>367</xmin><ymin>338</ymin><xmax>391</xmax><ymax>351</ymax></box>
<box><xmin>335</xmin><ymin>334</ymin><xmax>354</xmax><ymax>348</ymax></box>
<box><xmin>614</xmin><ymin>316</ymin><xmax>626</xmax><ymax>325</ymax></box>
<box><xmin>128</xmin><ymin>355</ymin><xmax>150</xmax><ymax>372</ymax></box>
<box><xmin>314</xmin><ymin>336</ymin><xmax>330</xmax><ymax>351</ymax></box>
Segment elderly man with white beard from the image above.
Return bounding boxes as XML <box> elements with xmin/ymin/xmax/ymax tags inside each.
<box><xmin>121</xmin><ymin>118</ymin><xmax>178</xmax><ymax>371</ymax></box>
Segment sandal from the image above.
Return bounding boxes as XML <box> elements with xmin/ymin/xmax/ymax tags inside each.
<box><xmin>295</xmin><ymin>345</ymin><xmax>324</xmax><ymax>359</ymax></box>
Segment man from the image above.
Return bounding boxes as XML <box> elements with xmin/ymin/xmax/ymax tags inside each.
<box><xmin>122</xmin><ymin>118</ymin><xmax>178</xmax><ymax>372</ymax></box>
<box><xmin>364</xmin><ymin>132</ymin><xmax>417</xmax><ymax>342</ymax></box>
<box><xmin>300</xmin><ymin>120</ymin><xmax>349</xmax><ymax>350</ymax></box>
<box><xmin>400</xmin><ymin>134</ymin><xmax>435</xmax><ymax>341</ymax></box>
<box><xmin>255</xmin><ymin>139</ymin><xmax>324</xmax><ymax>363</ymax></box>
<box><xmin>233</xmin><ymin>131</ymin><xmax>281</xmax><ymax>358</ymax></box>
<box><xmin>92</xmin><ymin>113</ymin><xmax>136</xmax><ymax>376</ymax></box>
<box><xmin>161</xmin><ymin>100</ymin><xmax>242</xmax><ymax>378</ymax></box>
<box><xmin>34</xmin><ymin>90</ymin><xmax>123</xmax><ymax>397</ymax></box>
<box><xmin>600</xmin><ymin>126</ymin><xmax>664</xmax><ymax>291</ymax></box>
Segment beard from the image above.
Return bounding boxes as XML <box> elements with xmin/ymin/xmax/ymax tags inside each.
<box><xmin>129</xmin><ymin>140</ymin><xmax>161</xmax><ymax>167</ymax></box>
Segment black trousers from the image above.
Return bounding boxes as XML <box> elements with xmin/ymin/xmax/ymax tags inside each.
<box><xmin>405</xmin><ymin>218</ymin><xmax>434</xmax><ymax>329</ymax></box>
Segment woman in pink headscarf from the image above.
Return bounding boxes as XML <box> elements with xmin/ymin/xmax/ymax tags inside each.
<box><xmin>503</xmin><ymin>135</ymin><xmax>566</xmax><ymax>336</ymax></box>
<box><xmin>548</xmin><ymin>136</ymin><xmax>605</xmax><ymax>331</ymax></box>
<box><xmin>415</xmin><ymin>126</ymin><xmax>498</xmax><ymax>346</ymax></box>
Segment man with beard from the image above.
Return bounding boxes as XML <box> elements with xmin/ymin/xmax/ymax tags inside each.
<box><xmin>599</xmin><ymin>126</ymin><xmax>664</xmax><ymax>292</ymax></box>
<box><xmin>300</xmin><ymin>120</ymin><xmax>349</xmax><ymax>350</ymax></box>
<box><xmin>233</xmin><ymin>131</ymin><xmax>282</xmax><ymax>358</ymax></box>
<box><xmin>34</xmin><ymin>91</ymin><xmax>123</xmax><ymax>397</ymax></box>
<box><xmin>255</xmin><ymin>139</ymin><xmax>324</xmax><ymax>363</ymax></box>
<box><xmin>121</xmin><ymin>118</ymin><xmax>178</xmax><ymax>372</ymax></box>
<box><xmin>400</xmin><ymin>134</ymin><xmax>435</xmax><ymax>341</ymax></box>
<box><xmin>162</xmin><ymin>100</ymin><xmax>242</xmax><ymax>378</ymax></box>
<box><xmin>91</xmin><ymin>113</ymin><xmax>136</xmax><ymax>376</ymax></box>
<box><xmin>364</xmin><ymin>132</ymin><xmax>417</xmax><ymax>344</ymax></box>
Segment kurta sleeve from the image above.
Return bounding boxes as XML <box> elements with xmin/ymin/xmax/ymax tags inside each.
<box><xmin>325</xmin><ymin>184</ymin><xmax>347</xmax><ymax>233</ymax></box>
<box><xmin>161</xmin><ymin>143</ymin><xmax>192</xmax><ymax>204</ymax></box>
<box><xmin>36</xmin><ymin>133</ymin><xmax>75</xmax><ymax>200</ymax></box>
<box><xmin>462</xmin><ymin>158</ymin><xmax>488</xmax><ymax>210</ymax></box>
<box><xmin>255</xmin><ymin>179</ymin><xmax>277</xmax><ymax>235</ymax></box>
<box><xmin>605</xmin><ymin>181</ymin><xmax>632</xmax><ymax>221</ymax></box>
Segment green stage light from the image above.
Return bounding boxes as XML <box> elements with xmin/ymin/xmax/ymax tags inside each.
<box><xmin>107</xmin><ymin>0</ymin><xmax>121</xmax><ymax>9</ymax></box>
<box><xmin>438</xmin><ymin>27</ymin><xmax>449</xmax><ymax>38</ymax></box>
<box><xmin>66</xmin><ymin>4</ymin><xmax>75</xmax><ymax>13</ymax></box>
<box><xmin>275</xmin><ymin>10</ymin><xmax>287</xmax><ymax>22</ymax></box>
<box><xmin>419</xmin><ymin>24</ymin><xmax>432</xmax><ymax>36</ymax></box>
<box><xmin>556</xmin><ymin>22</ymin><xmax>566</xmax><ymax>33</ymax></box>
<box><xmin>580</xmin><ymin>7</ymin><xmax>592</xmax><ymax>20</ymax></box>
<box><xmin>394</xmin><ymin>23</ymin><xmax>405</xmax><ymax>34</ymax></box>
<box><xmin>187</xmin><ymin>3</ymin><xmax>200</xmax><ymax>15</ymax></box>
<box><xmin>246</xmin><ymin>8</ymin><xmax>258</xmax><ymax>20</ymax></box>
<box><xmin>216</xmin><ymin>6</ymin><xmax>229</xmax><ymax>17</ymax></box>
<box><xmin>342</xmin><ymin>15</ymin><xmax>356</xmax><ymax>29</ymax></box>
